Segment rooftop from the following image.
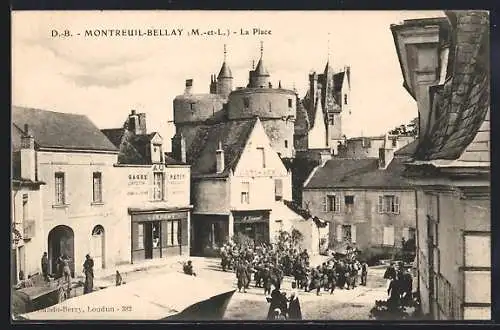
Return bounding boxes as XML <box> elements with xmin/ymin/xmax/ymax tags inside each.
<box><xmin>12</xmin><ymin>106</ymin><xmax>118</xmax><ymax>152</ymax></box>
<box><xmin>187</xmin><ymin>117</ymin><xmax>257</xmax><ymax>178</ymax></box>
<box><xmin>304</xmin><ymin>157</ymin><xmax>413</xmax><ymax>190</ymax></box>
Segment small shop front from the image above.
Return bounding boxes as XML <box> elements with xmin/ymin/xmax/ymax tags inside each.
<box><xmin>130</xmin><ymin>209</ymin><xmax>189</xmax><ymax>263</ymax></box>
<box><xmin>233</xmin><ymin>210</ymin><xmax>270</xmax><ymax>244</ymax></box>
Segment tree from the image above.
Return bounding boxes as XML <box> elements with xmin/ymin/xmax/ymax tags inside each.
<box><xmin>389</xmin><ymin>117</ymin><xmax>418</xmax><ymax>137</ymax></box>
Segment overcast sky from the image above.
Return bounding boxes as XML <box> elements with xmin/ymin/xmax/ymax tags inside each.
<box><xmin>12</xmin><ymin>10</ymin><xmax>446</xmax><ymax>151</ymax></box>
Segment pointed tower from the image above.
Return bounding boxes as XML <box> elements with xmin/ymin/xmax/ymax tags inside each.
<box><xmin>216</xmin><ymin>44</ymin><xmax>233</xmax><ymax>98</ymax></box>
<box><xmin>249</xmin><ymin>41</ymin><xmax>271</xmax><ymax>88</ymax></box>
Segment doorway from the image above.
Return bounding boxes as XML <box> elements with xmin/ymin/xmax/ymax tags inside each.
<box><xmin>48</xmin><ymin>225</ymin><xmax>75</xmax><ymax>277</ymax></box>
<box><xmin>144</xmin><ymin>222</ymin><xmax>153</xmax><ymax>259</ymax></box>
<box><xmin>91</xmin><ymin>225</ymin><xmax>105</xmax><ymax>270</ymax></box>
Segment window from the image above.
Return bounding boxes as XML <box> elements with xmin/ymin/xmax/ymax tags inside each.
<box><xmin>324</xmin><ymin>194</ymin><xmax>341</xmax><ymax>213</ymax></box>
<box><xmin>153</xmin><ymin>172</ymin><xmax>164</xmax><ymax>201</ymax></box>
<box><xmin>152</xmin><ymin>143</ymin><xmax>162</xmax><ymax>163</ymax></box>
<box><xmin>243</xmin><ymin>97</ymin><xmax>250</xmax><ymax>108</ymax></box>
<box><xmin>274</xmin><ymin>179</ymin><xmax>283</xmax><ymax>201</ymax></box>
<box><xmin>392</xmin><ymin>139</ymin><xmax>397</xmax><ymax>147</ymax></box>
<box><xmin>22</xmin><ymin>194</ymin><xmax>28</xmax><ymax>221</ymax></box>
<box><xmin>345</xmin><ymin>195</ymin><xmax>354</xmax><ymax>213</ymax></box>
<box><xmin>92</xmin><ymin>172</ymin><xmax>103</xmax><ymax>203</ymax></box>
<box><xmin>328</xmin><ymin>113</ymin><xmax>335</xmax><ymax>125</ymax></box>
<box><xmin>166</xmin><ymin>220</ymin><xmax>181</xmax><ymax>246</ymax></box>
<box><xmin>241</xmin><ymin>182</ymin><xmax>250</xmax><ymax>204</ymax></box>
<box><xmin>284</xmin><ymin>140</ymin><xmax>288</xmax><ymax>149</ymax></box>
<box><xmin>383</xmin><ymin>226</ymin><xmax>395</xmax><ymax>246</ymax></box>
<box><xmin>54</xmin><ymin>172</ymin><xmax>65</xmax><ymax>205</ymax></box>
<box><xmin>190</xmin><ymin>103</ymin><xmax>195</xmax><ymax>111</ymax></box>
<box><xmin>344</xmin><ymin>94</ymin><xmax>348</xmax><ymax>105</ymax></box>
<box><xmin>257</xmin><ymin>147</ymin><xmax>266</xmax><ymax>168</ymax></box>
<box><xmin>137</xmin><ymin>223</ymin><xmax>144</xmax><ymax>249</ymax></box>
<box><xmin>288</xmin><ymin>98</ymin><xmax>293</xmax><ymax>107</ymax></box>
<box><xmin>377</xmin><ymin>195</ymin><xmax>400</xmax><ymax>214</ymax></box>
<box><xmin>342</xmin><ymin>225</ymin><xmax>352</xmax><ymax>242</ymax></box>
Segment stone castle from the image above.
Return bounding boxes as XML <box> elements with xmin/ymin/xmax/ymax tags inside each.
<box><xmin>171</xmin><ymin>43</ymin><xmax>351</xmax><ymax>163</ymax></box>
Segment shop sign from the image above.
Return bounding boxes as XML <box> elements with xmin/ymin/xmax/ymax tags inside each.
<box><xmin>234</xmin><ymin>214</ymin><xmax>268</xmax><ymax>223</ymax></box>
<box><xmin>152</xmin><ymin>164</ymin><xmax>165</xmax><ymax>172</ymax></box>
<box><xmin>128</xmin><ymin>173</ymin><xmax>148</xmax><ymax>186</ymax></box>
<box><xmin>132</xmin><ymin>211</ymin><xmax>188</xmax><ymax>222</ymax></box>
<box><xmin>239</xmin><ymin>168</ymin><xmax>277</xmax><ymax>177</ymax></box>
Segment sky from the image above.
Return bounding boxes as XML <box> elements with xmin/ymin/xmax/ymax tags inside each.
<box><xmin>12</xmin><ymin>10</ymin><xmax>446</xmax><ymax>151</ymax></box>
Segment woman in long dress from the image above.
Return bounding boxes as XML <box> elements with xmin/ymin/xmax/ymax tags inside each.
<box><xmin>287</xmin><ymin>282</ymin><xmax>302</xmax><ymax>320</ymax></box>
<box><xmin>83</xmin><ymin>254</ymin><xmax>94</xmax><ymax>294</ymax></box>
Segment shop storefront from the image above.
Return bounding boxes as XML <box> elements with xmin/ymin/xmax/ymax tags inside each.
<box><xmin>130</xmin><ymin>209</ymin><xmax>189</xmax><ymax>263</ymax></box>
<box><xmin>233</xmin><ymin>210</ymin><xmax>270</xmax><ymax>244</ymax></box>
<box><xmin>191</xmin><ymin>215</ymin><xmax>229</xmax><ymax>257</ymax></box>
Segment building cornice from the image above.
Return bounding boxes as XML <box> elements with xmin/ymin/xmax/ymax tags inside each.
<box><xmin>38</xmin><ymin>147</ymin><xmax>119</xmax><ymax>154</ymax></box>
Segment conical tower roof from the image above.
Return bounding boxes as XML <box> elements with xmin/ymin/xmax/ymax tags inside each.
<box><xmin>254</xmin><ymin>41</ymin><xmax>270</xmax><ymax>76</ymax></box>
<box><xmin>218</xmin><ymin>61</ymin><xmax>232</xmax><ymax>78</ymax></box>
<box><xmin>217</xmin><ymin>44</ymin><xmax>233</xmax><ymax>79</ymax></box>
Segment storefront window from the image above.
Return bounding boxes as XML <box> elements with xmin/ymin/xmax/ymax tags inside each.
<box><xmin>137</xmin><ymin>223</ymin><xmax>144</xmax><ymax>250</ymax></box>
<box><xmin>166</xmin><ymin>220</ymin><xmax>181</xmax><ymax>246</ymax></box>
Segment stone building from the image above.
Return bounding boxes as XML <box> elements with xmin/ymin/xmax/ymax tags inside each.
<box><xmin>173</xmin><ymin>43</ymin><xmax>297</xmax><ymax>160</ymax></box>
<box><xmin>294</xmin><ymin>62</ymin><xmax>351</xmax><ymax>155</ymax></box>
<box><xmin>11</xmin><ymin>144</ymin><xmax>45</xmax><ymax>284</ymax></box>
<box><xmin>338</xmin><ymin>135</ymin><xmax>416</xmax><ymax>159</ymax></box>
<box><xmin>183</xmin><ymin>117</ymin><xmax>315</xmax><ymax>256</ymax></box>
<box><xmin>302</xmin><ymin>134</ymin><xmax>416</xmax><ymax>252</ymax></box>
<box><xmin>102</xmin><ymin>110</ymin><xmax>191</xmax><ymax>264</ymax></box>
<box><xmin>11</xmin><ymin>106</ymin><xmax>124</xmax><ymax>278</ymax></box>
<box><xmin>391</xmin><ymin>10</ymin><xmax>490</xmax><ymax>319</ymax></box>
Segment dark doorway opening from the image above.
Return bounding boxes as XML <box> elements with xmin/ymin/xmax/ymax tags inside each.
<box><xmin>48</xmin><ymin>225</ymin><xmax>75</xmax><ymax>277</ymax></box>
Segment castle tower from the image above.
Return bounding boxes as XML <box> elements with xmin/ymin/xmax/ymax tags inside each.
<box><xmin>216</xmin><ymin>44</ymin><xmax>233</xmax><ymax>98</ymax></box>
<box><xmin>249</xmin><ymin>41</ymin><xmax>271</xmax><ymax>88</ymax></box>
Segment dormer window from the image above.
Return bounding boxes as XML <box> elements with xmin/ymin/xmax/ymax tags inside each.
<box><xmin>152</xmin><ymin>143</ymin><xmax>162</xmax><ymax>163</ymax></box>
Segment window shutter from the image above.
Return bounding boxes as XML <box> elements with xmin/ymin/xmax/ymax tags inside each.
<box><xmin>394</xmin><ymin>196</ymin><xmax>400</xmax><ymax>214</ymax></box>
<box><xmin>378</xmin><ymin>196</ymin><xmax>384</xmax><ymax>213</ymax></box>
<box><xmin>172</xmin><ymin>221</ymin><xmax>179</xmax><ymax>246</ymax></box>
<box><xmin>322</xmin><ymin>196</ymin><xmax>327</xmax><ymax>212</ymax></box>
<box><xmin>161</xmin><ymin>221</ymin><xmax>168</xmax><ymax>248</ymax></box>
<box><xmin>383</xmin><ymin>226</ymin><xmax>391</xmax><ymax>246</ymax></box>
<box><xmin>402</xmin><ymin>227</ymin><xmax>409</xmax><ymax>241</ymax></box>
<box><xmin>181</xmin><ymin>218</ymin><xmax>188</xmax><ymax>246</ymax></box>
<box><xmin>336</xmin><ymin>224</ymin><xmax>343</xmax><ymax>241</ymax></box>
<box><xmin>335</xmin><ymin>195</ymin><xmax>341</xmax><ymax>213</ymax></box>
<box><xmin>351</xmin><ymin>225</ymin><xmax>357</xmax><ymax>243</ymax></box>
<box><xmin>389</xmin><ymin>226</ymin><xmax>395</xmax><ymax>245</ymax></box>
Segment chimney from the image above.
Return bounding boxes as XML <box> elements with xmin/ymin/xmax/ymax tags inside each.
<box><xmin>185</xmin><ymin>79</ymin><xmax>193</xmax><ymax>94</ymax></box>
<box><xmin>128</xmin><ymin>110</ymin><xmax>139</xmax><ymax>134</ymax></box>
<box><xmin>378</xmin><ymin>134</ymin><xmax>395</xmax><ymax>170</ymax></box>
<box><xmin>137</xmin><ymin>113</ymin><xmax>147</xmax><ymax>135</ymax></box>
<box><xmin>21</xmin><ymin>124</ymin><xmax>36</xmax><ymax>181</ymax></box>
<box><xmin>171</xmin><ymin>133</ymin><xmax>186</xmax><ymax>163</ymax></box>
<box><xmin>309</xmin><ymin>72</ymin><xmax>318</xmax><ymax>110</ymax></box>
<box><xmin>216</xmin><ymin>141</ymin><xmax>225</xmax><ymax>173</ymax></box>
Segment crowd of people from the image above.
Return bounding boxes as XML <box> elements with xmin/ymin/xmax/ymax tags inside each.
<box><xmin>219</xmin><ymin>240</ymin><xmax>371</xmax><ymax>320</ymax></box>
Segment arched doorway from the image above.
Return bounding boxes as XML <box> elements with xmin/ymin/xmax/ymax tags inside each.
<box><xmin>91</xmin><ymin>225</ymin><xmax>105</xmax><ymax>270</ymax></box>
<box><xmin>48</xmin><ymin>225</ymin><xmax>75</xmax><ymax>277</ymax></box>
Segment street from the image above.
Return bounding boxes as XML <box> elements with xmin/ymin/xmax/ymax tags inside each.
<box><xmin>98</xmin><ymin>256</ymin><xmax>388</xmax><ymax>320</ymax></box>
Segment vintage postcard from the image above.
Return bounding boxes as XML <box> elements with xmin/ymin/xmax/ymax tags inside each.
<box><xmin>11</xmin><ymin>10</ymin><xmax>491</xmax><ymax>321</ymax></box>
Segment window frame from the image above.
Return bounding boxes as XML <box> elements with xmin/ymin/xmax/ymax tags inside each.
<box><xmin>92</xmin><ymin>172</ymin><xmax>103</xmax><ymax>203</ymax></box>
<box><xmin>378</xmin><ymin>195</ymin><xmax>400</xmax><ymax>214</ymax></box>
<box><xmin>54</xmin><ymin>172</ymin><xmax>66</xmax><ymax>205</ymax></box>
<box><xmin>241</xmin><ymin>181</ymin><xmax>250</xmax><ymax>204</ymax></box>
<box><xmin>325</xmin><ymin>194</ymin><xmax>341</xmax><ymax>213</ymax></box>
<box><xmin>257</xmin><ymin>147</ymin><xmax>266</xmax><ymax>168</ymax></box>
<box><xmin>288</xmin><ymin>98</ymin><xmax>293</xmax><ymax>108</ymax></box>
<box><xmin>153</xmin><ymin>172</ymin><xmax>165</xmax><ymax>201</ymax></box>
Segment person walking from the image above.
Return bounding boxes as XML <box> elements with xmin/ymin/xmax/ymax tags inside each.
<box><xmin>115</xmin><ymin>270</ymin><xmax>123</xmax><ymax>286</ymax></box>
<box><xmin>83</xmin><ymin>254</ymin><xmax>94</xmax><ymax>294</ymax></box>
<box><xmin>41</xmin><ymin>252</ymin><xmax>49</xmax><ymax>281</ymax></box>
<box><xmin>267</xmin><ymin>285</ymin><xmax>287</xmax><ymax>320</ymax></box>
<box><xmin>360</xmin><ymin>261</ymin><xmax>368</xmax><ymax>286</ymax></box>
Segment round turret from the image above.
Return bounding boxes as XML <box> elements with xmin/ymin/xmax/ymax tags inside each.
<box><xmin>173</xmin><ymin>93</ymin><xmax>225</xmax><ymax>124</ymax></box>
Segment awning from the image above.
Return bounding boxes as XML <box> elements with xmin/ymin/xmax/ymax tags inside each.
<box><xmin>18</xmin><ymin>272</ymin><xmax>235</xmax><ymax>320</ymax></box>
